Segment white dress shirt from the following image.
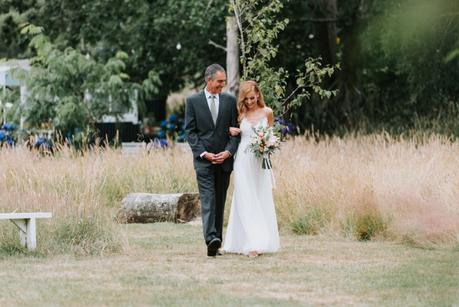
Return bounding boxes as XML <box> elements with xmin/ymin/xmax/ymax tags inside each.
<box><xmin>200</xmin><ymin>88</ymin><xmax>230</xmax><ymax>159</ymax></box>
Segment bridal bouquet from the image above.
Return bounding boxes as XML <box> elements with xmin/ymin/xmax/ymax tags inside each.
<box><xmin>246</xmin><ymin>125</ymin><xmax>281</xmax><ymax>169</ymax></box>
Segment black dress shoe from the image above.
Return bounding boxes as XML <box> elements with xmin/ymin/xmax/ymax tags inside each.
<box><xmin>207</xmin><ymin>238</ymin><xmax>222</xmax><ymax>257</ymax></box>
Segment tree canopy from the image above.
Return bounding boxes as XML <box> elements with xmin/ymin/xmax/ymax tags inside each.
<box><xmin>1</xmin><ymin>0</ymin><xmax>228</xmax><ymax>123</ymax></box>
<box><xmin>1</xmin><ymin>0</ymin><xmax>458</xmax><ymax>136</ymax></box>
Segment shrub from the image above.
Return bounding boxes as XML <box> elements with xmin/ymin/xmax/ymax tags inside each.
<box><xmin>344</xmin><ymin>209</ymin><xmax>388</xmax><ymax>241</ymax></box>
<box><xmin>291</xmin><ymin>207</ymin><xmax>329</xmax><ymax>235</ymax></box>
<box><xmin>49</xmin><ymin>215</ymin><xmax>124</xmax><ymax>256</ymax></box>
<box><xmin>0</xmin><ymin>226</ymin><xmax>28</xmax><ymax>257</ymax></box>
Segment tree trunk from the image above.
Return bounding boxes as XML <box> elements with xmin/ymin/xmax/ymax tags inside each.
<box><xmin>296</xmin><ymin>0</ymin><xmax>338</xmax><ymax>132</ymax></box>
<box><xmin>119</xmin><ymin>193</ymin><xmax>200</xmax><ymax>223</ymax></box>
<box><xmin>226</xmin><ymin>16</ymin><xmax>240</xmax><ymax>97</ymax></box>
<box><xmin>337</xmin><ymin>1</ymin><xmax>364</xmax><ymax>129</ymax></box>
<box><xmin>312</xmin><ymin>0</ymin><xmax>337</xmax><ymax>66</ymax></box>
<box><xmin>304</xmin><ymin>0</ymin><xmax>363</xmax><ymax>131</ymax></box>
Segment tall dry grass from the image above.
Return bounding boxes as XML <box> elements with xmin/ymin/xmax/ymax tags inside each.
<box><xmin>0</xmin><ymin>134</ymin><xmax>458</xmax><ymax>254</ymax></box>
<box><xmin>275</xmin><ymin>134</ymin><xmax>459</xmax><ymax>248</ymax></box>
<box><xmin>0</xmin><ymin>145</ymin><xmax>196</xmax><ymax>255</ymax></box>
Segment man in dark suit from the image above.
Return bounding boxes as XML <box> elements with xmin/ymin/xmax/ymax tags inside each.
<box><xmin>185</xmin><ymin>64</ymin><xmax>240</xmax><ymax>257</ymax></box>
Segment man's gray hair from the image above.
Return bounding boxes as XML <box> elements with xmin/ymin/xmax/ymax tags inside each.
<box><xmin>204</xmin><ymin>64</ymin><xmax>225</xmax><ymax>82</ymax></box>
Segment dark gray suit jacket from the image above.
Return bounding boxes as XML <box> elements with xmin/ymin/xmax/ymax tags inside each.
<box><xmin>184</xmin><ymin>91</ymin><xmax>240</xmax><ymax>172</ymax></box>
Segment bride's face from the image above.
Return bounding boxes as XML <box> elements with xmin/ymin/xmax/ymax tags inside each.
<box><xmin>244</xmin><ymin>91</ymin><xmax>259</xmax><ymax>110</ymax></box>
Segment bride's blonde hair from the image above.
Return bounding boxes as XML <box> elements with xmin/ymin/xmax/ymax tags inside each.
<box><xmin>237</xmin><ymin>80</ymin><xmax>266</xmax><ymax>122</ymax></box>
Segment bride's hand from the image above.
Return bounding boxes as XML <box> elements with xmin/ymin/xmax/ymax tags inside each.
<box><xmin>229</xmin><ymin>127</ymin><xmax>241</xmax><ymax>136</ymax></box>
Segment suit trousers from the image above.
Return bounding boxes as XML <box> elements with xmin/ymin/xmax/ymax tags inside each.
<box><xmin>195</xmin><ymin>164</ymin><xmax>231</xmax><ymax>244</ymax></box>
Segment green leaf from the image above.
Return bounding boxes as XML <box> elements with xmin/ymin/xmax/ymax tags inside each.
<box><xmin>444</xmin><ymin>49</ymin><xmax>459</xmax><ymax>63</ymax></box>
<box><xmin>296</xmin><ymin>77</ymin><xmax>305</xmax><ymax>87</ymax></box>
<box><xmin>119</xmin><ymin>73</ymin><xmax>130</xmax><ymax>80</ymax></box>
<box><xmin>115</xmin><ymin>51</ymin><xmax>129</xmax><ymax>60</ymax></box>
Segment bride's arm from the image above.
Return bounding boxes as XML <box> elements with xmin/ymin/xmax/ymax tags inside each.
<box><xmin>229</xmin><ymin>127</ymin><xmax>241</xmax><ymax>136</ymax></box>
<box><xmin>266</xmin><ymin>107</ymin><xmax>274</xmax><ymax>127</ymax></box>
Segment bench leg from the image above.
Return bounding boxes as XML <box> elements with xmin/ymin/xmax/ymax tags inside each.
<box><xmin>12</xmin><ymin>218</ymin><xmax>37</xmax><ymax>251</ymax></box>
<box><xmin>26</xmin><ymin>218</ymin><xmax>37</xmax><ymax>250</ymax></box>
<box><xmin>15</xmin><ymin>219</ymin><xmax>27</xmax><ymax>247</ymax></box>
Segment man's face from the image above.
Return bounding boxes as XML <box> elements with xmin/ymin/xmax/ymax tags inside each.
<box><xmin>206</xmin><ymin>71</ymin><xmax>226</xmax><ymax>94</ymax></box>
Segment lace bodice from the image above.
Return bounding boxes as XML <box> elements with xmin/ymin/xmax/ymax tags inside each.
<box><xmin>240</xmin><ymin>117</ymin><xmax>268</xmax><ymax>144</ymax></box>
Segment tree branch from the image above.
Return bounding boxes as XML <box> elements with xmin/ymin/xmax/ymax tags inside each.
<box><xmin>208</xmin><ymin>40</ymin><xmax>227</xmax><ymax>52</ymax></box>
<box><xmin>230</xmin><ymin>0</ymin><xmax>246</xmax><ymax>70</ymax></box>
<box><xmin>279</xmin><ymin>85</ymin><xmax>304</xmax><ymax>117</ymax></box>
<box><xmin>206</xmin><ymin>0</ymin><xmax>214</xmax><ymax>11</ymax></box>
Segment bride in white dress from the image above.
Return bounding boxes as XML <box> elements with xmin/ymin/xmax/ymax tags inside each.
<box><xmin>223</xmin><ymin>80</ymin><xmax>280</xmax><ymax>258</ymax></box>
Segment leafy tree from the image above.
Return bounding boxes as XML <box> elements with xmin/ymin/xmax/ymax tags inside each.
<box><xmin>18</xmin><ymin>25</ymin><xmax>142</xmax><ymax>135</ymax></box>
<box><xmin>33</xmin><ymin>0</ymin><xmax>229</xmax><ymax>121</ymax></box>
<box><xmin>3</xmin><ymin>0</ymin><xmax>458</xmax><ymax>136</ymax></box>
<box><xmin>0</xmin><ymin>0</ymin><xmax>38</xmax><ymax>58</ymax></box>
<box><xmin>1</xmin><ymin>0</ymin><xmax>229</xmax><ymax>122</ymax></box>
<box><xmin>279</xmin><ymin>0</ymin><xmax>459</xmax><ymax>133</ymax></box>
<box><xmin>230</xmin><ymin>0</ymin><xmax>337</xmax><ymax>119</ymax></box>
<box><xmin>361</xmin><ymin>0</ymin><xmax>459</xmax><ymax>131</ymax></box>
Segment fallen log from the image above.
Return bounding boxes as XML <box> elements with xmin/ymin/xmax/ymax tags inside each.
<box><xmin>119</xmin><ymin>193</ymin><xmax>200</xmax><ymax>223</ymax></box>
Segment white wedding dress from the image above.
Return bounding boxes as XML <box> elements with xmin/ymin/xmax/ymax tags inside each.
<box><xmin>223</xmin><ymin>116</ymin><xmax>280</xmax><ymax>255</ymax></box>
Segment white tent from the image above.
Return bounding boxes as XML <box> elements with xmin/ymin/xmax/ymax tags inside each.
<box><xmin>0</xmin><ymin>59</ymin><xmax>139</xmax><ymax>133</ymax></box>
<box><xmin>0</xmin><ymin>59</ymin><xmax>30</xmax><ymax>128</ymax></box>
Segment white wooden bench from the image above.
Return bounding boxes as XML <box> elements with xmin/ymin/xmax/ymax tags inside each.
<box><xmin>121</xmin><ymin>142</ymin><xmax>145</xmax><ymax>155</ymax></box>
<box><xmin>0</xmin><ymin>212</ymin><xmax>52</xmax><ymax>251</ymax></box>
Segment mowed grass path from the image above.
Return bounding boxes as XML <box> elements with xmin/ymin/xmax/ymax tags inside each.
<box><xmin>0</xmin><ymin>223</ymin><xmax>457</xmax><ymax>306</ymax></box>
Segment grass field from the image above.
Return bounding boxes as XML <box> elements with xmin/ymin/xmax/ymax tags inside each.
<box><xmin>0</xmin><ymin>135</ymin><xmax>458</xmax><ymax>305</ymax></box>
<box><xmin>1</xmin><ymin>134</ymin><xmax>458</xmax><ymax>256</ymax></box>
<box><xmin>0</xmin><ymin>223</ymin><xmax>457</xmax><ymax>306</ymax></box>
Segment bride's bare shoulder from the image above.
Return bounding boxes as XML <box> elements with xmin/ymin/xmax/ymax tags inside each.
<box><xmin>263</xmin><ymin>107</ymin><xmax>273</xmax><ymax>117</ymax></box>
<box><xmin>263</xmin><ymin>107</ymin><xmax>274</xmax><ymax>125</ymax></box>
